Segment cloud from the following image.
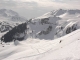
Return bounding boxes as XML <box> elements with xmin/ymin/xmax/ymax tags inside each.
<box><xmin>0</xmin><ymin>0</ymin><xmax>80</xmax><ymax>19</ymax></box>
<box><xmin>0</xmin><ymin>0</ymin><xmax>17</xmax><ymax>9</ymax></box>
<box><xmin>14</xmin><ymin>0</ymin><xmax>80</xmax><ymax>9</ymax></box>
<box><xmin>0</xmin><ymin>0</ymin><xmax>80</xmax><ymax>9</ymax></box>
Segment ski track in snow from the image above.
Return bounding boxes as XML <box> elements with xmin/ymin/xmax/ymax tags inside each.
<box><xmin>15</xmin><ymin>29</ymin><xmax>80</xmax><ymax>60</ymax></box>
<box><xmin>17</xmin><ymin>30</ymin><xmax>80</xmax><ymax>60</ymax></box>
<box><xmin>0</xmin><ymin>29</ymin><xmax>79</xmax><ymax>60</ymax></box>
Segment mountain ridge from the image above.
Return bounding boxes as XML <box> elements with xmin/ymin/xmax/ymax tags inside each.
<box><xmin>1</xmin><ymin>9</ymin><xmax>80</xmax><ymax>43</ymax></box>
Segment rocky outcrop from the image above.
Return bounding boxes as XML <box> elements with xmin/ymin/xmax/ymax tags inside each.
<box><xmin>1</xmin><ymin>22</ymin><xmax>27</xmax><ymax>43</ymax></box>
<box><xmin>66</xmin><ymin>24</ymin><xmax>77</xmax><ymax>34</ymax></box>
<box><xmin>0</xmin><ymin>22</ymin><xmax>13</xmax><ymax>33</ymax></box>
<box><xmin>38</xmin><ymin>25</ymin><xmax>52</xmax><ymax>35</ymax></box>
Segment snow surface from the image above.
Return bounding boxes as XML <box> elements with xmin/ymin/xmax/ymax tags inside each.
<box><xmin>0</xmin><ymin>29</ymin><xmax>80</xmax><ymax>60</ymax></box>
<box><xmin>0</xmin><ymin>9</ymin><xmax>27</xmax><ymax>22</ymax></box>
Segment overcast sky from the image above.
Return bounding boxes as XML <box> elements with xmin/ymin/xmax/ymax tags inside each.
<box><xmin>0</xmin><ymin>0</ymin><xmax>80</xmax><ymax>19</ymax></box>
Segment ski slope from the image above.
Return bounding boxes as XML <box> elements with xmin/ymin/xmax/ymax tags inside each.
<box><xmin>0</xmin><ymin>29</ymin><xmax>80</xmax><ymax>60</ymax></box>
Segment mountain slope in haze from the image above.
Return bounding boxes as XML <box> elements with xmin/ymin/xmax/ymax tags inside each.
<box><xmin>0</xmin><ymin>9</ymin><xmax>27</xmax><ymax>22</ymax></box>
<box><xmin>0</xmin><ymin>9</ymin><xmax>27</xmax><ymax>37</ymax></box>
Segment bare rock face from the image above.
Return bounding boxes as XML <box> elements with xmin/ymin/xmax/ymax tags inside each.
<box><xmin>1</xmin><ymin>23</ymin><xmax>27</xmax><ymax>43</ymax></box>
<box><xmin>0</xmin><ymin>22</ymin><xmax>13</xmax><ymax>33</ymax></box>
<box><xmin>66</xmin><ymin>24</ymin><xmax>77</xmax><ymax>34</ymax></box>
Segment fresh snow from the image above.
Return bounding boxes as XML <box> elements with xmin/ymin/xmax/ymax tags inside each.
<box><xmin>0</xmin><ymin>29</ymin><xmax>80</xmax><ymax>60</ymax></box>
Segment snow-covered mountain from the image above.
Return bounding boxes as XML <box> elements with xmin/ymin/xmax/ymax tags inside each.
<box><xmin>0</xmin><ymin>9</ymin><xmax>80</xmax><ymax>60</ymax></box>
<box><xmin>0</xmin><ymin>9</ymin><xmax>27</xmax><ymax>22</ymax></box>
<box><xmin>1</xmin><ymin>9</ymin><xmax>80</xmax><ymax>43</ymax></box>
<box><xmin>26</xmin><ymin>9</ymin><xmax>80</xmax><ymax>40</ymax></box>
<box><xmin>0</xmin><ymin>9</ymin><xmax>27</xmax><ymax>36</ymax></box>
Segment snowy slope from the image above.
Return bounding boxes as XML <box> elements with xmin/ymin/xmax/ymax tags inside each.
<box><xmin>0</xmin><ymin>28</ymin><xmax>80</xmax><ymax>60</ymax></box>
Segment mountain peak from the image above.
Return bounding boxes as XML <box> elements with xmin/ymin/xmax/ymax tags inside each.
<box><xmin>0</xmin><ymin>9</ymin><xmax>27</xmax><ymax>22</ymax></box>
<box><xmin>0</xmin><ymin>9</ymin><xmax>18</xmax><ymax>17</ymax></box>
